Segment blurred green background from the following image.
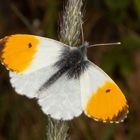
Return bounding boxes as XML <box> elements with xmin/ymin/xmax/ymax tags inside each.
<box><xmin>0</xmin><ymin>0</ymin><xmax>140</xmax><ymax>140</ymax></box>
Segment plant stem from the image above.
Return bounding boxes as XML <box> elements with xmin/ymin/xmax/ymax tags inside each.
<box><xmin>60</xmin><ymin>0</ymin><xmax>83</xmax><ymax>46</ymax></box>
<box><xmin>46</xmin><ymin>117</ymin><xmax>69</xmax><ymax>140</ymax></box>
<box><xmin>47</xmin><ymin>0</ymin><xmax>83</xmax><ymax>140</ymax></box>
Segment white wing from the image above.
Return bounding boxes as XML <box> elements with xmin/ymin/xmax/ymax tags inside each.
<box><xmin>10</xmin><ymin>65</ymin><xmax>82</xmax><ymax>120</ymax></box>
<box><xmin>3</xmin><ymin>34</ymin><xmax>82</xmax><ymax>120</ymax></box>
<box><xmin>38</xmin><ymin>74</ymin><xmax>82</xmax><ymax>120</ymax></box>
<box><xmin>80</xmin><ymin>61</ymin><xmax>128</xmax><ymax>123</ymax></box>
<box><xmin>24</xmin><ymin>37</ymin><xmax>66</xmax><ymax>74</ymax></box>
<box><xmin>9</xmin><ymin>64</ymin><xmax>58</xmax><ymax>98</ymax></box>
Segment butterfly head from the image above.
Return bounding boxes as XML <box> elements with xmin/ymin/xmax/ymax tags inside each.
<box><xmin>80</xmin><ymin>41</ymin><xmax>89</xmax><ymax>48</ymax></box>
<box><xmin>79</xmin><ymin>41</ymin><xmax>89</xmax><ymax>57</ymax></box>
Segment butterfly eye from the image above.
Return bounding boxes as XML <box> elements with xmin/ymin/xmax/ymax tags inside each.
<box><xmin>28</xmin><ymin>42</ymin><xmax>32</xmax><ymax>48</ymax></box>
<box><xmin>105</xmin><ymin>89</ymin><xmax>111</xmax><ymax>93</ymax></box>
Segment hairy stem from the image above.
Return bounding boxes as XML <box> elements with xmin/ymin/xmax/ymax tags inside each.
<box><xmin>46</xmin><ymin>117</ymin><xmax>69</xmax><ymax>140</ymax></box>
<box><xmin>60</xmin><ymin>0</ymin><xmax>83</xmax><ymax>46</ymax></box>
<box><xmin>47</xmin><ymin>0</ymin><xmax>83</xmax><ymax>140</ymax></box>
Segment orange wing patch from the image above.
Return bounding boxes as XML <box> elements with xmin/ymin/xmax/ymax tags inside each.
<box><xmin>85</xmin><ymin>81</ymin><xmax>128</xmax><ymax>123</ymax></box>
<box><xmin>0</xmin><ymin>34</ymin><xmax>39</xmax><ymax>73</ymax></box>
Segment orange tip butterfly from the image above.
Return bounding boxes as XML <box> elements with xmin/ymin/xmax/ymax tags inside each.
<box><xmin>0</xmin><ymin>34</ymin><xmax>129</xmax><ymax>123</ymax></box>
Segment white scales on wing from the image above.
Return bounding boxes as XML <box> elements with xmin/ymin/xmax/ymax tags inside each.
<box><xmin>10</xmin><ymin>65</ymin><xmax>82</xmax><ymax>120</ymax></box>
<box><xmin>38</xmin><ymin>73</ymin><xmax>82</xmax><ymax>120</ymax></box>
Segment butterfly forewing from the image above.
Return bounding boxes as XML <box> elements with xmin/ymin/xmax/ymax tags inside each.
<box><xmin>9</xmin><ymin>64</ymin><xmax>58</xmax><ymax>98</ymax></box>
<box><xmin>0</xmin><ymin>34</ymin><xmax>65</xmax><ymax>74</ymax></box>
<box><xmin>80</xmin><ymin>61</ymin><xmax>128</xmax><ymax>123</ymax></box>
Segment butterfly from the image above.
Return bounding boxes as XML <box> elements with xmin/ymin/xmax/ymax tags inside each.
<box><xmin>0</xmin><ymin>34</ymin><xmax>128</xmax><ymax>123</ymax></box>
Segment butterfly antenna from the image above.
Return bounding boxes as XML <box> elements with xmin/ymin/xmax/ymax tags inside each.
<box><xmin>88</xmin><ymin>42</ymin><xmax>121</xmax><ymax>48</ymax></box>
<box><xmin>80</xmin><ymin>23</ymin><xmax>85</xmax><ymax>44</ymax></box>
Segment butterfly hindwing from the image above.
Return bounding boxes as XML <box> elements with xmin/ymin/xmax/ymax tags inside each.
<box><xmin>10</xmin><ymin>65</ymin><xmax>82</xmax><ymax>120</ymax></box>
<box><xmin>38</xmin><ymin>73</ymin><xmax>82</xmax><ymax>120</ymax></box>
<box><xmin>80</xmin><ymin>61</ymin><xmax>128</xmax><ymax>123</ymax></box>
<box><xmin>0</xmin><ymin>34</ymin><xmax>66</xmax><ymax>74</ymax></box>
<box><xmin>9</xmin><ymin>64</ymin><xmax>58</xmax><ymax>98</ymax></box>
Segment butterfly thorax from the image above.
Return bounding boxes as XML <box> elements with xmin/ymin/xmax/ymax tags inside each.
<box><xmin>55</xmin><ymin>44</ymin><xmax>89</xmax><ymax>78</ymax></box>
<box><xmin>39</xmin><ymin>44</ymin><xmax>89</xmax><ymax>90</ymax></box>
